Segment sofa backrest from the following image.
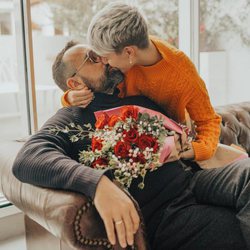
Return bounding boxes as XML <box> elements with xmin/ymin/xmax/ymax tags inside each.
<box><xmin>215</xmin><ymin>102</ymin><xmax>250</xmax><ymax>155</ymax></box>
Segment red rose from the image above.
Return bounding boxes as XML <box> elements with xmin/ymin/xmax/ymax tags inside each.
<box><xmin>123</xmin><ymin>128</ymin><xmax>139</xmax><ymax>143</ymax></box>
<box><xmin>133</xmin><ymin>152</ymin><xmax>146</xmax><ymax>164</ymax></box>
<box><xmin>91</xmin><ymin>158</ymin><xmax>108</xmax><ymax>168</ymax></box>
<box><xmin>121</xmin><ymin>106</ymin><xmax>139</xmax><ymax>120</ymax></box>
<box><xmin>138</xmin><ymin>134</ymin><xmax>159</xmax><ymax>153</ymax></box>
<box><xmin>114</xmin><ymin>141</ymin><xmax>131</xmax><ymax>158</ymax></box>
<box><xmin>95</xmin><ymin>113</ymin><xmax>109</xmax><ymax>129</ymax></box>
<box><xmin>91</xmin><ymin>137</ymin><xmax>103</xmax><ymax>151</ymax></box>
<box><xmin>108</xmin><ymin>115</ymin><xmax>121</xmax><ymax>127</ymax></box>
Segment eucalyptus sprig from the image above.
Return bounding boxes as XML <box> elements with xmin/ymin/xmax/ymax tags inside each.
<box><xmin>49</xmin><ymin>123</ymin><xmax>94</xmax><ymax>142</ymax></box>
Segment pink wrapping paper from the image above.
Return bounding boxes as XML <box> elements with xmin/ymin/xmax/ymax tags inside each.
<box><xmin>158</xmin><ymin>136</ymin><xmax>175</xmax><ymax>163</ymax></box>
<box><xmin>94</xmin><ymin>105</ymin><xmax>183</xmax><ymax>134</ymax></box>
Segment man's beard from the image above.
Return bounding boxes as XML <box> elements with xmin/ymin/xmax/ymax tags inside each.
<box><xmin>100</xmin><ymin>65</ymin><xmax>124</xmax><ymax>94</ymax></box>
<box><xmin>81</xmin><ymin>65</ymin><xmax>124</xmax><ymax>94</ymax></box>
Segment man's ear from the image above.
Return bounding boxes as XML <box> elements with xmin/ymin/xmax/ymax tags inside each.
<box><xmin>66</xmin><ymin>78</ymin><xmax>85</xmax><ymax>90</ymax></box>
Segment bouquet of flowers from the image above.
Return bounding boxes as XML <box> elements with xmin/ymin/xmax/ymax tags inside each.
<box><xmin>51</xmin><ymin>105</ymin><xmax>190</xmax><ymax>189</ymax></box>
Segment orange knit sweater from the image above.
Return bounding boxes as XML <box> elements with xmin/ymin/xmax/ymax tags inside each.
<box><xmin>62</xmin><ymin>37</ymin><xmax>221</xmax><ymax>161</ymax></box>
<box><xmin>122</xmin><ymin>37</ymin><xmax>221</xmax><ymax>160</ymax></box>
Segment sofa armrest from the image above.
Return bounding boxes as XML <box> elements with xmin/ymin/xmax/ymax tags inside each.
<box><xmin>0</xmin><ymin>141</ymin><xmax>147</xmax><ymax>250</ymax></box>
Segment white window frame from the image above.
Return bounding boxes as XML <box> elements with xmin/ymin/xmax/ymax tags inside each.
<box><xmin>179</xmin><ymin>0</ymin><xmax>200</xmax><ymax>71</ymax></box>
<box><xmin>16</xmin><ymin>0</ymin><xmax>38</xmax><ymax>133</ymax></box>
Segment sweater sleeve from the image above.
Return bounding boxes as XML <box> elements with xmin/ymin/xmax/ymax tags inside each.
<box><xmin>12</xmin><ymin>108</ymin><xmax>112</xmax><ymax>199</ymax></box>
<box><xmin>181</xmin><ymin>57</ymin><xmax>221</xmax><ymax>161</ymax></box>
<box><xmin>61</xmin><ymin>90</ymin><xmax>71</xmax><ymax>107</ymax></box>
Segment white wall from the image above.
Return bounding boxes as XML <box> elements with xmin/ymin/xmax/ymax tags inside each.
<box><xmin>200</xmin><ymin>49</ymin><xmax>250</xmax><ymax>106</ymax></box>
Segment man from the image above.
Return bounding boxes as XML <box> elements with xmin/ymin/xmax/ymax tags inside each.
<box><xmin>13</xmin><ymin>41</ymin><xmax>250</xmax><ymax>250</ymax></box>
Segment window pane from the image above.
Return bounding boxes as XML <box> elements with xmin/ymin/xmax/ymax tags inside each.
<box><xmin>0</xmin><ymin>1</ymin><xmax>29</xmax><ymax>141</ymax></box>
<box><xmin>199</xmin><ymin>0</ymin><xmax>250</xmax><ymax>106</ymax></box>
<box><xmin>139</xmin><ymin>0</ymin><xmax>179</xmax><ymax>48</ymax></box>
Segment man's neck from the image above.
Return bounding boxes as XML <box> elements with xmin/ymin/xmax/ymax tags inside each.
<box><xmin>136</xmin><ymin>40</ymin><xmax>162</xmax><ymax>66</ymax></box>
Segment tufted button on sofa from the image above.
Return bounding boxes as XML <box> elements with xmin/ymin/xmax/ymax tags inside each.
<box><xmin>0</xmin><ymin>102</ymin><xmax>249</xmax><ymax>250</ymax></box>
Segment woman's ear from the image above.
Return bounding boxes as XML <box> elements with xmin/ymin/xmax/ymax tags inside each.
<box><xmin>124</xmin><ymin>46</ymin><xmax>136</xmax><ymax>57</ymax></box>
<box><xmin>66</xmin><ymin>78</ymin><xmax>85</xmax><ymax>90</ymax></box>
<box><xmin>124</xmin><ymin>46</ymin><xmax>137</xmax><ymax>65</ymax></box>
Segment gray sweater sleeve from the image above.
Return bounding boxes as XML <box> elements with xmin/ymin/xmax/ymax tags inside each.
<box><xmin>12</xmin><ymin>107</ymin><xmax>112</xmax><ymax>199</ymax></box>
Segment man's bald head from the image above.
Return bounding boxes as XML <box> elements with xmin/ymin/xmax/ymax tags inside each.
<box><xmin>52</xmin><ymin>40</ymin><xmax>87</xmax><ymax>91</ymax></box>
<box><xmin>63</xmin><ymin>44</ymin><xmax>89</xmax><ymax>69</ymax></box>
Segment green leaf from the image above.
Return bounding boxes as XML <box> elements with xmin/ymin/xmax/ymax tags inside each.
<box><xmin>142</xmin><ymin>113</ymin><xmax>150</xmax><ymax>120</ymax></box>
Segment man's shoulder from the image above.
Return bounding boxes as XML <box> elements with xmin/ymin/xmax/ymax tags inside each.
<box><xmin>39</xmin><ymin>106</ymin><xmax>93</xmax><ymax>130</ymax></box>
<box><xmin>57</xmin><ymin>106</ymin><xmax>89</xmax><ymax>116</ymax></box>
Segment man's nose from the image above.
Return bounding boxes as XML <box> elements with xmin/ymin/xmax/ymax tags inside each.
<box><xmin>101</xmin><ymin>57</ymin><xmax>108</xmax><ymax>64</ymax></box>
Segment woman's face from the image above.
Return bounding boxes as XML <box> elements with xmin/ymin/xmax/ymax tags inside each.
<box><xmin>100</xmin><ymin>49</ymin><xmax>134</xmax><ymax>73</ymax></box>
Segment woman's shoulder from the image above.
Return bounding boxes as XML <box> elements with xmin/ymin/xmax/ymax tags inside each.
<box><xmin>150</xmin><ymin>36</ymin><xmax>191</xmax><ymax>65</ymax></box>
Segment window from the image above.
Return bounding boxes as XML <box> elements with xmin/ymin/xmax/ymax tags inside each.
<box><xmin>199</xmin><ymin>0</ymin><xmax>250</xmax><ymax>106</ymax></box>
<box><xmin>139</xmin><ymin>0</ymin><xmax>179</xmax><ymax>48</ymax></box>
<box><xmin>30</xmin><ymin>1</ymin><xmax>64</xmax><ymax>127</ymax></box>
<box><xmin>0</xmin><ymin>1</ymin><xmax>29</xmax><ymax>141</ymax></box>
<box><xmin>0</xmin><ymin>0</ymin><xmax>31</xmax><ymax>208</ymax></box>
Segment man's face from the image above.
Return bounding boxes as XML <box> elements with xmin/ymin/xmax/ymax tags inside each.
<box><xmin>71</xmin><ymin>48</ymin><xmax>124</xmax><ymax>93</ymax></box>
<box><xmin>81</xmin><ymin>64</ymin><xmax>124</xmax><ymax>93</ymax></box>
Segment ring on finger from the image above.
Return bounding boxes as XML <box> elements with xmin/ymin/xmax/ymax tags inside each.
<box><xmin>114</xmin><ymin>220</ymin><xmax>123</xmax><ymax>225</ymax></box>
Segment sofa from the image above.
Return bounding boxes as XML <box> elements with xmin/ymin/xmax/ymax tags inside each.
<box><xmin>0</xmin><ymin>102</ymin><xmax>249</xmax><ymax>250</ymax></box>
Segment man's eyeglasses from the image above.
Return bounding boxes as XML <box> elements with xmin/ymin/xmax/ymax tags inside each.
<box><xmin>71</xmin><ymin>50</ymin><xmax>102</xmax><ymax>77</ymax></box>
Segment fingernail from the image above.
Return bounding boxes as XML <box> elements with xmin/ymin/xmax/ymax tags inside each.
<box><xmin>128</xmin><ymin>240</ymin><xmax>134</xmax><ymax>246</ymax></box>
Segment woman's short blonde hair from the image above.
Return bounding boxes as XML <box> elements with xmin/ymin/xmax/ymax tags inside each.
<box><xmin>87</xmin><ymin>2</ymin><xmax>149</xmax><ymax>55</ymax></box>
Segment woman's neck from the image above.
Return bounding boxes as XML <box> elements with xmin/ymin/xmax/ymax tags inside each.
<box><xmin>136</xmin><ymin>40</ymin><xmax>162</xmax><ymax>66</ymax></box>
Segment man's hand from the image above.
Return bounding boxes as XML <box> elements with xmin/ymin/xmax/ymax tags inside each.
<box><xmin>94</xmin><ymin>176</ymin><xmax>140</xmax><ymax>248</ymax></box>
<box><xmin>180</xmin><ymin>143</ymin><xmax>195</xmax><ymax>160</ymax></box>
<box><xmin>67</xmin><ymin>87</ymin><xmax>94</xmax><ymax>107</ymax></box>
